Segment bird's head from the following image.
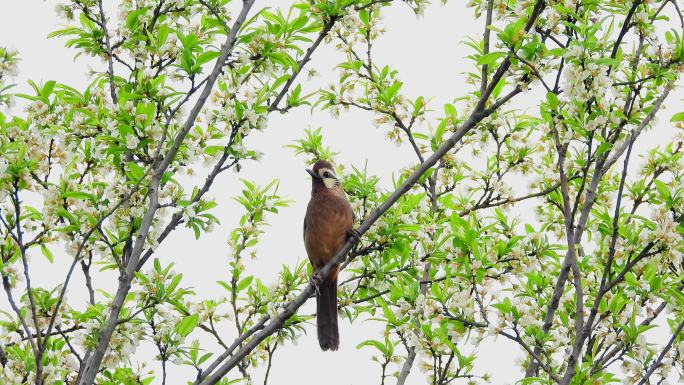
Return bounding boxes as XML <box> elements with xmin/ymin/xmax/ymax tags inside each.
<box><xmin>307</xmin><ymin>159</ymin><xmax>340</xmax><ymax>190</ymax></box>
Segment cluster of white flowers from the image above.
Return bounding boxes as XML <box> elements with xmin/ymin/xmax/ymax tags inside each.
<box><xmin>327</xmin><ymin>8</ymin><xmax>385</xmax><ymax>50</ymax></box>
<box><xmin>106</xmin><ymin>321</ymin><xmax>145</xmax><ymax>369</ymax></box>
<box><xmin>539</xmin><ymin>6</ymin><xmax>564</xmax><ymax>34</ymax></box>
<box><xmin>512</xmin><ymin>0</ymin><xmax>536</xmax><ymax>18</ymax></box>
<box><xmin>392</xmin><ymin>287</ymin><xmax>481</xmax><ymax>368</ymax></box>
<box><xmin>72</xmin><ymin>317</ymin><xmax>144</xmax><ymax>370</ymax></box>
<box><xmin>150</xmin><ymin>303</ymin><xmax>188</xmax><ymax>364</ymax></box>
<box><xmin>0</xmin><ymin>327</ymin><xmax>22</xmax><ymax>347</ymax></box>
<box><xmin>49</xmin><ymin>197</ymin><xmax>108</xmax><ymax>260</ymax></box>
<box><xmin>0</xmin><ymin>49</ymin><xmax>18</xmax><ymax>78</ymax></box>
<box><xmin>491</xmin><ymin>178</ymin><xmax>515</xmax><ymax>204</ymax></box>
<box><xmin>0</xmin><ymin>361</ymin><xmax>29</xmax><ymax>384</ymax></box>
<box><xmin>323</xmin><ymin>64</ymin><xmax>421</xmax><ymax>145</ymax></box>
<box><xmin>188</xmin><ymin>299</ymin><xmax>225</xmax><ymax>324</ymax></box>
<box><xmin>0</xmin><ymin>263</ymin><xmax>23</xmax><ymax>287</ymax></box>
<box><xmin>377</xmin><ymin>201</ymin><xmax>434</xmax><ymax>247</ymax></box>
<box><xmin>348</xmin><ymin>196</ymin><xmax>367</xmax><ymax>221</ymax></box>
<box><xmin>563</xmin><ymin>61</ymin><xmax>615</xmax><ymax>108</ymax></box>
<box><xmin>0</xmin><ymin>346</ymin><xmax>79</xmax><ymax>384</ymax></box>
<box><xmin>513</xmin><ymin>296</ymin><xmax>545</xmax><ymax>329</ymax></box>
<box><xmin>647</xmin><ymin>208</ymin><xmax>683</xmax><ymax>265</ymax></box>
<box><xmin>449</xmin><ymin>288</ymin><xmax>478</xmax><ymax>319</ymax></box>
<box><xmin>633</xmin><ymin>6</ymin><xmax>660</xmax><ymax>44</ymax></box>
<box><xmin>608</xmin><ymin>233</ymin><xmax>639</xmax><ymax>263</ymax></box>
<box><xmin>650</xmin><ymin>208</ymin><xmax>680</xmax><ymax>245</ymax></box>
<box><xmin>621</xmin><ymin>353</ymin><xmax>647</xmax><ymax>382</ymax></box>
<box><xmin>415</xmin><ymin>293</ymin><xmax>444</xmax><ymax>321</ymax></box>
<box><xmin>203</xmin><ymin>75</ymin><xmax>270</xmax><ymax>163</ymax></box>
<box><xmin>155</xmin><ymin>303</ymin><xmax>181</xmax><ymax>330</ymax></box>
<box><xmin>115</xmin><ymin>0</ymin><xmax>188</xmax><ymax>59</ymax></box>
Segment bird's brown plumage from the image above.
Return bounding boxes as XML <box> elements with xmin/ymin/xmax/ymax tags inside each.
<box><xmin>303</xmin><ymin>160</ymin><xmax>353</xmax><ymax>351</ymax></box>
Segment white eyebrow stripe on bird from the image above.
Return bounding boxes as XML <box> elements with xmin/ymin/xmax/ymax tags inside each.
<box><xmin>318</xmin><ymin>167</ymin><xmax>337</xmax><ymax>179</ymax></box>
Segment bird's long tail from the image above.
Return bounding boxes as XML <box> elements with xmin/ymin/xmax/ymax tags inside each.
<box><xmin>316</xmin><ymin>266</ymin><xmax>339</xmax><ymax>351</ymax></box>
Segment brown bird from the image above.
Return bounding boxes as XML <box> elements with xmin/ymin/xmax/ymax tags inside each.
<box><xmin>304</xmin><ymin>159</ymin><xmax>354</xmax><ymax>351</ymax></box>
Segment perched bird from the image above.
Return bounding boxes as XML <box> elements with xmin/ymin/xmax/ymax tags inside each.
<box><xmin>303</xmin><ymin>159</ymin><xmax>354</xmax><ymax>351</ymax></box>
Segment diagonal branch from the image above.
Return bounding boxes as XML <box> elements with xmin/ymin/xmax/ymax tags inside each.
<box><xmin>269</xmin><ymin>17</ymin><xmax>338</xmax><ymax>112</ymax></box>
<box><xmin>635</xmin><ymin>318</ymin><xmax>684</xmax><ymax>385</ymax></box>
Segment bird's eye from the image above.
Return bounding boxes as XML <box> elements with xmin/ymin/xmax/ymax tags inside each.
<box><xmin>323</xmin><ymin>171</ymin><xmax>332</xmax><ymax>178</ymax></box>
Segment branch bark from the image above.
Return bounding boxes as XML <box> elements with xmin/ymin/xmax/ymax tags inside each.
<box><xmin>635</xmin><ymin>318</ymin><xmax>684</xmax><ymax>385</ymax></box>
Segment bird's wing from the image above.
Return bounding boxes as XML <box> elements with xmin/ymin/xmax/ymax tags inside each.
<box><xmin>303</xmin><ymin>202</ymin><xmax>310</xmax><ymax>241</ymax></box>
<box><xmin>345</xmin><ymin>193</ymin><xmax>355</xmax><ymax>228</ymax></box>
<box><xmin>303</xmin><ymin>217</ymin><xmax>306</xmax><ymax>241</ymax></box>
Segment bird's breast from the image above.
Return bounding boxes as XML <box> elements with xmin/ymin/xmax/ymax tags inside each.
<box><xmin>304</xmin><ymin>194</ymin><xmax>353</xmax><ymax>267</ymax></box>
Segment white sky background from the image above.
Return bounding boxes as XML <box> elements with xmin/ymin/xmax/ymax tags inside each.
<box><xmin>1</xmin><ymin>1</ymin><xmax>682</xmax><ymax>385</ymax></box>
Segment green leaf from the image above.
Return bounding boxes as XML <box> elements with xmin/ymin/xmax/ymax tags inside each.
<box><xmin>237</xmin><ymin>276</ymin><xmax>253</xmax><ymax>292</ymax></box>
<box><xmin>444</xmin><ymin>103</ymin><xmax>457</xmax><ymax>117</ymax></box>
<box><xmin>41</xmin><ymin>80</ymin><xmax>56</xmax><ymax>99</ymax></box>
<box><xmin>40</xmin><ymin>244</ymin><xmax>54</xmax><ymax>263</ymax></box>
<box><xmin>654</xmin><ymin>180</ymin><xmax>670</xmax><ymax>200</ymax></box>
<box><xmin>126</xmin><ymin>9</ymin><xmax>147</xmax><ymax>29</ymax></box>
<box><xmin>670</xmin><ymin>112</ymin><xmax>684</xmax><ymax>122</ymax></box>
<box><xmin>477</xmin><ymin>52</ymin><xmax>506</xmax><ymax>66</ymax></box>
<box><xmin>63</xmin><ymin>191</ymin><xmax>95</xmax><ymax>200</ymax></box>
<box><xmin>546</xmin><ymin>92</ymin><xmax>559</xmax><ymax>109</ymax></box>
<box><xmin>356</xmin><ymin>339</ymin><xmax>388</xmax><ymax>356</ymax></box>
<box><xmin>385</xmin><ymin>81</ymin><xmax>402</xmax><ymax>101</ymax></box>
<box><xmin>196</xmin><ymin>51</ymin><xmax>220</xmax><ymax>66</ymax></box>
<box><xmin>359</xmin><ymin>9</ymin><xmax>370</xmax><ymax>25</ymax></box>
<box><xmin>176</xmin><ymin>313</ymin><xmax>199</xmax><ymax>337</ymax></box>
<box><xmin>594</xmin><ymin>57</ymin><xmax>619</xmax><ymax>67</ymax></box>
<box><xmin>127</xmin><ymin>162</ymin><xmax>145</xmax><ymax>181</ymax></box>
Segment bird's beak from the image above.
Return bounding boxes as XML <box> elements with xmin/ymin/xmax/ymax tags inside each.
<box><xmin>306</xmin><ymin>169</ymin><xmax>319</xmax><ymax>179</ymax></box>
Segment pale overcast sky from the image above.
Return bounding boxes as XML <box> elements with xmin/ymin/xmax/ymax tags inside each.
<box><xmin>1</xmin><ymin>1</ymin><xmax>681</xmax><ymax>385</ymax></box>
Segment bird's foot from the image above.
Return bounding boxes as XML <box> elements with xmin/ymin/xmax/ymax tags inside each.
<box><xmin>309</xmin><ymin>274</ymin><xmax>322</xmax><ymax>296</ymax></box>
<box><xmin>347</xmin><ymin>228</ymin><xmax>362</xmax><ymax>242</ymax></box>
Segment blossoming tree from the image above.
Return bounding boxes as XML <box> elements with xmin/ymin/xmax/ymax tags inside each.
<box><xmin>1</xmin><ymin>0</ymin><xmax>684</xmax><ymax>385</ymax></box>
